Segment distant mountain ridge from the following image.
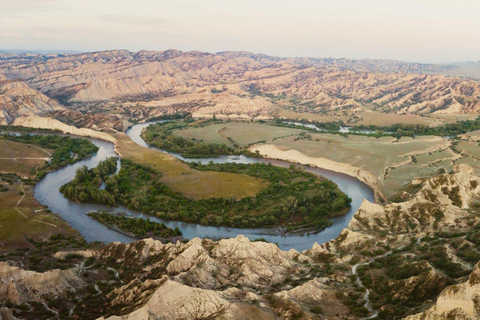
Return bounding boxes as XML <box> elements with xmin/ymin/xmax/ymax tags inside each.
<box><xmin>0</xmin><ymin>49</ymin><xmax>479</xmax><ymax>125</ymax></box>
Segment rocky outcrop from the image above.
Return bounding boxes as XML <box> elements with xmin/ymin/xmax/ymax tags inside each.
<box><xmin>2</xmin><ymin>159</ymin><xmax>480</xmax><ymax>319</ymax></box>
<box><xmin>349</xmin><ymin>164</ymin><xmax>480</xmax><ymax>234</ymax></box>
<box><xmin>100</xmin><ymin>276</ymin><xmax>273</xmax><ymax>320</ymax></box>
<box><xmin>1</xmin><ymin>50</ymin><xmax>479</xmax><ymax>121</ymax></box>
<box><xmin>405</xmin><ymin>261</ymin><xmax>480</xmax><ymax>320</ymax></box>
<box><xmin>50</xmin><ymin>110</ymin><xmax>130</xmax><ymax>132</ymax></box>
<box><xmin>0</xmin><ymin>307</ymin><xmax>18</xmax><ymax>320</ymax></box>
<box><xmin>0</xmin><ymin>262</ymin><xmax>84</xmax><ymax>304</ymax></box>
<box><xmin>0</xmin><ymin>79</ymin><xmax>64</xmax><ymax>125</ymax></box>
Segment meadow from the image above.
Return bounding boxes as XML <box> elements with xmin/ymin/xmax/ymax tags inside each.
<box><xmin>157</xmin><ymin>120</ymin><xmax>478</xmax><ymax>199</ymax></box>
<box><xmin>0</xmin><ymin>140</ymin><xmax>52</xmax><ymax>177</ymax></box>
<box><xmin>0</xmin><ymin>136</ymin><xmax>95</xmax><ymax>247</ymax></box>
<box><xmin>113</xmin><ymin>132</ymin><xmax>267</xmax><ymax>199</ymax></box>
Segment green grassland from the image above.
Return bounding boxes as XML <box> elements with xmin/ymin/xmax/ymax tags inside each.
<box><xmin>0</xmin><ymin>136</ymin><xmax>98</xmax><ymax>248</ymax></box>
<box><xmin>171</xmin><ymin>120</ymin><xmax>306</xmax><ymax>147</ymax></box>
<box><xmin>155</xmin><ymin>120</ymin><xmax>478</xmax><ymax>199</ymax></box>
<box><xmin>61</xmin><ymin>157</ymin><xmax>351</xmax><ymax>231</ymax></box>
<box><xmin>114</xmin><ymin>132</ymin><xmax>267</xmax><ymax>199</ymax></box>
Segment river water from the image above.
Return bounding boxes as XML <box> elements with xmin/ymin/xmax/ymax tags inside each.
<box><xmin>34</xmin><ymin>122</ymin><xmax>373</xmax><ymax>251</ymax></box>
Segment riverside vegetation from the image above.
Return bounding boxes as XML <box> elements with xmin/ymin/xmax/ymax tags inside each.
<box><xmin>0</xmin><ymin>132</ymin><xmax>99</xmax><ymax>247</ymax></box>
<box><xmin>0</xmin><ymin>133</ymin><xmax>99</xmax><ymax>179</ymax></box>
<box><xmin>141</xmin><ymin>120</ymin><xmax>262</xmax><ymax>158</ymax></box>
<box><xmin>60</xmin><ymin>157</ymin><xmax>351</xmax><ymax>232</ymax></box>
<box><xmin>87</xmin><ymin>212</ymin><xmax>182</xmax><ymax>239</ymax></box>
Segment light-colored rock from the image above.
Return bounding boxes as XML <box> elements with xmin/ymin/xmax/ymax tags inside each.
<box><xmin>405</xmin><ymin>262</ymin><xmax>480</xmax><ymax>320</ymax></box>
<box><xmin>250</xmin><ymin>144</ymin><xmax>386</xmax><ymax>202</ymax></box>
<box><xmin>0</xmin><ymin>80</ymin><xmax>64</xmax><ymax>125</ymax></box>
<box><xmin>11</xmin><ymin>115</ymin><xmax>117</xmax><ymax>143</ymax></box>
<box><xmin>0</xmin><ymin>262</ymin><xmax>84</xmax><ymax>304</ymax></box>
<box><xmin>100</xmin><ymin>276</ymin><xmax>268</xmax><ymax>320</ymax></box>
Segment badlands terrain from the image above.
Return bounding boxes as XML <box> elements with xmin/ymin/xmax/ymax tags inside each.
<box><xmin>1</xmin><ymin>50</ymin><xmax>480</xmax><ymax>127</ymax></box>
<box><xmin>2</xmin><ymin>50</ymin><xmax>480</xmax><ymax>319</ymax></box>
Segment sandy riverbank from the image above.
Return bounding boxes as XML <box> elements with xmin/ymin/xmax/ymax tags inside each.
<box><xmin>12</xmin><ymin>115</ymin><xmax>117</xmax><ymax>143</ymax></box>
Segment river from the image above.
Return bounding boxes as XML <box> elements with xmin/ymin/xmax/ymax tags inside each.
<box><xmin>33</xmin><ymin>122</ymin><xmax>374</xmax><ymax>251</ymax></box>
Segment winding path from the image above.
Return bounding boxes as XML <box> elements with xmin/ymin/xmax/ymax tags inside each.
<box><xmin>351</xmin><ymin>237</ymin><xmax>423</xmax><ymax>319</ymax></box>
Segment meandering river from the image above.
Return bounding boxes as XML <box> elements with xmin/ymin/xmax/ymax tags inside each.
<box><xmin>34</xmin><ymin>122</ymin><xmax>373</xmax><ymax>251</ymax></box>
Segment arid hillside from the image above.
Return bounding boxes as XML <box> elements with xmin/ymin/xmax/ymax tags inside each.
<box><xmin>0</xmin><ymin>79</ymin><xmax>64</xmax><ymax>125</ymax></box>
<box><xmin>2</xmin><ymin>164</ymin><xmax>480</xmax><ymax>319</ymax></box>
<box><xmin>1</xmin><ymin>50</ymin><xmax>480</xmax><ymax>125</ymax></box>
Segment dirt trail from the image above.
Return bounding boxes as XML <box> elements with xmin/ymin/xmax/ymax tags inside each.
<box><xmin>15</xmin><ymin>182</ymin><xmax>57</xmax><ymax>228</ymax></box>
<box><xmin>352</xmin><ymin>238</ymin><xmax>424</xmax><ymax>319</ymax></box>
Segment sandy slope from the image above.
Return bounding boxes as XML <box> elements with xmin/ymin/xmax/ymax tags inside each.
<box><xmin>251</xmin><ymin>144</ymin><xmax>385</xmax><ymax>202</ymax></box>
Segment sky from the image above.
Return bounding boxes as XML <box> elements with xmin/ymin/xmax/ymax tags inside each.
<box><xmin>1</xmin><ymin>0</ymin><xmax>479</xmax><ymax>63</ymax></box>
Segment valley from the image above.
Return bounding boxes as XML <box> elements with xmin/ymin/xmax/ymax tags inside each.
<box><xmin>2</xmin><ymin>50</ymin><xmax>480</xmax><ymax>320</ymax></box>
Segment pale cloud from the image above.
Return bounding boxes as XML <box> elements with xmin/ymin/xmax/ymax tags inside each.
<box><xmin>0</xmin><ymin>0</ymin><xmax>479</xmax><ymax>63</ymax></box>
<box><xmin>98</xmin><ymin>14</ymin><xmax>166</xmax><ymax>27</ymax></box>
<box><xmin>2</xmin><ymin>33</ymin><xmax>22</xmax><ymax>38</ymax></box>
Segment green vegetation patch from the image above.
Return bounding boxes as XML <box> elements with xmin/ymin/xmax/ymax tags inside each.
<box><xmin>88</xmin><ymin>212</ymin><xmax>182</xmax><ymax>239</ymax></box>
<box><xmin>61</xmin><ymin>157</ymin><xmax>351</xmax><ymax>232</ymax></box>
<box><xmin>1</xmin><ymin>133</ymin><xmax>99</xmax><ymax>179</ymax></box>
<box><xmin>142</xmin><ymin>120</ymin><xmax>305</xmax><ymax>158</ymax></box>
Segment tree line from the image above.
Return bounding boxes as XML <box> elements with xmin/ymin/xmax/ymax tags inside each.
<box><xmin>61</xmin><ymin>157</ymin><xmax>351</xmax><ymax>233</ymax></box>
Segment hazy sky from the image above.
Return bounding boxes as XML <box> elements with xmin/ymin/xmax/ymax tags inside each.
<box><xmin>1</xmin><ymin>0</ymin><xmax>479</xmax><ymax>63</ymax></box>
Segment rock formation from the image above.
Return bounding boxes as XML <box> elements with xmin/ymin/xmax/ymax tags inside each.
<box><xmin>1</xmin><ymin>50</ymin><xmax>480</xmax><ymax>127</ymax></box>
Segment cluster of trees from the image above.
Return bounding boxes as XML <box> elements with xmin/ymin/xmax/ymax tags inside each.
<box><xmin>88</xmin><ymin>212</ymin><xmax>182</xmax><ymax>238</ymax></box>
<box><xmin>277</xmin><ymin>116</ymin><xmax>480</xmax><ymax>138</ymax></box>
<box><xmin>0</xmin><ymin>125</ymin><xmax>61</xmax><ymax>133</ymax></box>
<box><xmin>60</xmin><ymin>157</ymin><xmax>117</xmax><ymax>205</ymax></box>
<box><xmin>273</xmin><ymin>119</ymin><xmax>343</xmax><ymax>132</ymax></box>
<box><xmin>1</xmin><ymin>133</ymin><xmax>99</xmax><ymax>179</ymax></box>
<box><xmin>146</xmin><ymin>112</ymin><xmax>192</xmax><ymax>122</ymax></box>
<box><xmin>62</xmin><ymin>157</ymin><xmax>351</xmax><ymax>232</ymax></box>
<box><xmin>348</xmin><ymin>117</ymin><xmax>480</xmax><ymax>138</ymax></box>
<box><xmin>142</xmin><ymin>122</ymin><xmax>240</xmax><ymax>158</ymax></box>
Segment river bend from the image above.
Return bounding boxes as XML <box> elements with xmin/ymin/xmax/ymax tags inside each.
<box><xmin>34</xmin><ymin>122</ymin><xmax>374</xmax><ymax>251</ymax></box>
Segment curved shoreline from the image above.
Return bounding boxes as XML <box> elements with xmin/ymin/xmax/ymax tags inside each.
<box><xmin>250</xmin><ymin>144</ymin><xmax>386</xmax><ymax>203</ymax></box>
<box><xmin>11</xmin><ymin>116</ymin><xmax>381</xmax><ymax>203</ymax></box>
<box><xmin>18</xmin><ymin>119</ymin><xmax>374</xmax><ymax>251</ymax></box>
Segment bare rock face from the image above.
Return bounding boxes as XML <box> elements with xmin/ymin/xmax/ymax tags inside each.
<box><xmin>0</xmin><ymin>80</ymin><xmax>64</xmax><ymax>125</ymax></box>
<box><xmin>1</xmin><ymin>50</ymin><xmax>480</xmax><ymax>125</ymax></box>
<box><xmin>0</xmin><ymin>262</ymin><xmax>84</xmax><ymax>304</ymax></box>
<box><xmin>349</xmin><ymin>164</ymin><xmax>480</xmax><ymax>235</ymax></box>
<box><xmin>0</xmin><ymin>307</ymin><xmax>18</xmax><ymax>320</ymax></box>
<box><xmin>100</xmin><ymin>276</ymin><xmax>273</xmax><ymax>320</ymax></box>
<box><xmin>405</xmin><ymin>261</ymin><xmax>480</xmax><ymax>320</ymax></box>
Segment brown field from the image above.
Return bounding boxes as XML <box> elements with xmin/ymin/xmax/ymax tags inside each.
<box><xmin>269</xmin><ymin>133</ymin><xmax>453</xmax><ymax>197</ymax></box>
<box><xmin>457</xmin><ymin>141</ymin><xmax>480</xmax><ymax>158</ymax></box>
<box><xmin>275</xmin><ymin>108</ymin><xmax>448</xmax><ymax>127</ymax></box>
<box><xmin>0</xmin><ymin>139</ymin><xmax>77</xmax><ymax>248</ymax></box>
<box><xmin>0</xmin><ymin>140</ymin><xmax>52</xmax><ymax>177</ymax></box>
<box><xmin>0</xmin><ymin>182</ymin><xmax>76</xmax><ymax>248</ymax></box>
<box><xmin>173</xmin><ymin>121</ymin><xmax>306</xmax><ymax>147</ymax></box>
<box><xmin>113</xmin><ymin>133</ymin><xmax>267</xmax><ymax>199</ymax></box>
<box><xmin>430</xmin><ymin>113</ymin><xmax>479</xmax><ymax>123</ymax></box>
<box><xmin>356</xmin><ymin>110</ymin><xmax>445</xmax><ymax>126</ymax></box>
